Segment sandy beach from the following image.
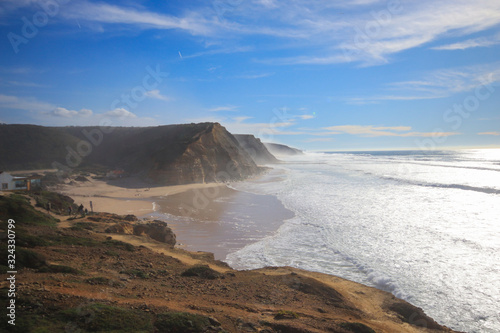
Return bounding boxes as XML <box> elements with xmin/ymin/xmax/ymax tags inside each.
<box><xmin>56</xmin><ymin>175</ymin><xmax>294</xmax><ymax>261</ymax></box>
<box><xmin>57</xmin><ymin>176</ymin><xmax>227</xmax><ymax>216</ymax></box>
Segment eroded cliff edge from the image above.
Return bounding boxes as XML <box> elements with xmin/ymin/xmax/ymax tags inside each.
<box><xmin>0</xmin><ymin>123</ymin><xmax>264</xmax><ymax>185</ymax></box>
<box><xmin>0</xmin><ymin>193</ymin><xmax>461</xmax><ymax>333</ymax></box>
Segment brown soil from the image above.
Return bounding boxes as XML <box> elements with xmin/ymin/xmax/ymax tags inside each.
<box><xmin>1</xmin><ymin>195</ymin><xmax>461</xmax><ymax>333</ymax></box>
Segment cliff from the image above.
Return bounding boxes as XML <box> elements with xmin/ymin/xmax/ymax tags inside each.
<box><xmin>234</xmin><ymin>134</ymin><xmax>279</xmax><ymax>165</ymax></box>
<box><xmin>0</xmin><ymin>123</ymin><xmax>262</xmax><ymax>185</ymax></box>
<box><xmin>0</xmin><ymin>192</ymin><xmax>460</xmax><ymax>333</ymax></box>
<box><xmin>264</xmin><ymin>142</ymin><xmax>303</xmax><ymax>156</ymax></box>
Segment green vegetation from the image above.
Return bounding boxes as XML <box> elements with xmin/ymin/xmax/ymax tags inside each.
<box><xmin>70</xmin><ymin>222</ymin><xmax>97</xmax><ymax>231</ymax></box>
<box><xmin>120</xmin><ymin>268</ymin><xmax>149</xmax><ymax>279</ymax></box>
<box><xmin>12</xmin><ymin>247</ymin><xmax>47</xmax><ymax>269</ymax></box>
<box><xmin>38</xmin><ymin>264</ymin><xmax>83</xmax><ymax>275</ymax></box>
<box><xmin>274</xmin><ymin>310</ymin><xmax>299</xmax><ymax>320</ymax></box>
<box><xmin>30</xmin><ymin>190</ymin><xmax>77</xmax><ymax>215</ymax></box>
<box><xmin>60</xmin><ymin>303</ymin><xmax>153</xmax><ymax>332</ymax></box>
<box><xmin>181</xmin><ymin>265</ymin><xmax>220</xmax><ymax>280</ymax></box>
<box><xmin>103</xmin><ymin>239</ymin><xmax>136</xmax><ymax>252</ymax></box>
<box><xmin>339</xmin><ymin>322</ymin><xmax>376</xmax><ymax>333</ymax></box>
<box><xmin>154</xmin><ymin>312</ymin><xmax>212</xmax><ymax>333</ymax></box>
<box><xmin>85</xmin><ymin>277</ymin><xmax>124</xmax><ymax>287</ymax></box>
<box><xmin>0</xmin><ymin>194</ymin><xmax>57</xmax><ymax>226</ymax></box>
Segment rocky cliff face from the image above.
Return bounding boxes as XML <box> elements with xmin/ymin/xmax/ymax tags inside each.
<box><xmin>234</xmin><ymin>134</ymin><xmax>279</xmax><ymax>165</ymax></box>
<box><xmin>264</xmin><ymin>142</ymin><xmax>303</xmax><ymax>156</ymax></box>
<box><xmin>138</xmin><ymin>123</ymin><xmax>261</xmax><ymax>185</ymax></box>
<box><xmin>0</xmin><ymin>123</ymin><xmax>263</xmax><ymax>185</ymax></box>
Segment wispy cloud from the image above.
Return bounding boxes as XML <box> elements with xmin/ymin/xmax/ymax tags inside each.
<box><xmin>50</xmin><ymin>107</ymin><xmax>93</xmax><ymax>118</ymax></box>
<box><xmin>304</xmin><ymin>137</ymin><xmax>334</xmax><ymax>143</ymax></box>
<box><xmin>0</xmin><ymin>94</ymin><xmax>55</xmax><ymax>112</ymax></box>
<box><xmin>478</xmin><ymin>132</ymin><xmax>500</xmax><ymax>136</ymax></box>
<box><xmin>0</xmin><ymin>79</ymin><xmax>46</xmax><ymax>88</ymax></box>
<box><xmin>145</xmin><ymin>90</ymin><xmax>172</xmax><ymax>101</ymax></box>
<box><xmin>62</xmin><ymin>1</ymin><xmax>217</xmax><ymax>36</ymax></box>
<box><xmin>104</xmin><ymin>108</ymin><xmax>137</xmax><ymax>118</ymax></box>
<box><xmin>324</xmin><ymin>125</ymin><xmax>461</xmax><ymax>137</ymax></box>
<box><xmin>432</xmin><ymin>33</ymin><xmax>500</xmax><ymax>50</ymax></box>
<box><xmin>345</xmin><ymin>62</ymin><xmax>500</xmax><ymax>103</ymax></box>
<box><xmin>296</xmin><ymin>114</ymin><xmax>315</xmax><ymax>120</ymax></box>
<box><xmin>208</xmin><ymin>105</ymin><xmax>239</xmax><ymax>112</ymax></box>
<box><xmin>5</xmin><ymin>1</ymin><xmax>500</xmax><ymax>66</ymax></box>
<box><xmin>235</xmin><ymin>72</ymin><xmax>275</xmax><ymax>79</ymax></box>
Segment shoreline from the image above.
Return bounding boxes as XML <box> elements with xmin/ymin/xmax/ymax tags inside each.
<box><xmin>57</xmin><ymin>176</ymin><xmax>227</xmax><ymax>216</ymax></box>
<box><xmin>56</xmin><ymin>174</ymin><xmax>294</xmax><ymax>261</ymax></box>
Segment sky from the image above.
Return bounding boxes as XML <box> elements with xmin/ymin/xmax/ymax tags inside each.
<box><xmin>1</xmin><ymin>0</ymin><xmax>500</xmax><ymax>151</ymax></box>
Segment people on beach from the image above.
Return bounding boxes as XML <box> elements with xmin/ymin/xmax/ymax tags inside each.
<box><xmin>68</xmin><ymin>206</ymin><xmax>72</xmax><ymax>215</ymax></box>
<box><xmin>77</xmin><ymin>204</ymin><xmax>84</xmax><ymax>215</ymax></box>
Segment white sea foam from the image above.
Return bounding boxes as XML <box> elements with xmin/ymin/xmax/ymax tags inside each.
<box><xmin>226</xmin><ymin>149</ymin><xmax>500</xmax><ymax>333</ymax></box>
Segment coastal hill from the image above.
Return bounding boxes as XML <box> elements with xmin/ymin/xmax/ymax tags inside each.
<box><xmin>234</xmin><ymin>134</ymin><xmax>280</xmax><ymax>165</ymax></box>
<box><xmin>0</xmin><ymin>192</ymin><xmax>459</xmax><ymax>333</ymax></box>
<box><xmin>264</xmin><ymin>142</ymin><xmax>303</xmax><ymax>156</ymax></box>
<box><xmin>0</xmin><ymin>123</ymin><xmax>263</xmax><ymax>185</ymax></box>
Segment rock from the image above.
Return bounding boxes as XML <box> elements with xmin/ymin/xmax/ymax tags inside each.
<box><xmin>234</xmin><ymin>134</ymin><xmax>279</xmax><ymax>165</ymax></box>
<box><xmin>105</xmin><ymin>222</ymin><xmax>134</xmax><ymax>234</ymax></box>
<box><xmin>133</xmin><ymin>221</ymin><xmax>176</xmax><ymax>247</ymax></box>
<box><xmin>208</xmin><ymin>317</ymin><xmax>222</xmax><ymax>326</ymax></box>
<box><xmin>105</xmin><ymin>220</ymin><xmax>176</xmax><ymax>247</ymax></box>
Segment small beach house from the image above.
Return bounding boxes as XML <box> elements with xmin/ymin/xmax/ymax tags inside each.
<box><xmin>0</xmin><ymin>171</ymin><xmax>42</xmax><ymax>191</ymax></box>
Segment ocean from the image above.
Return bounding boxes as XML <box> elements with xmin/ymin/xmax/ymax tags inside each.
<box><xmin>151</xmin><ymin>149</ymin><xmax>500</xmax><ymax>332</ymax></box>
<box><xmin>224</xmin><ymin>149</ymin><xmax>500</xmax><ymax>333</ymax></box>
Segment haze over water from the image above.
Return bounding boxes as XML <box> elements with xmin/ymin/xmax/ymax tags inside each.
<box><xmin>226</xmin><ymin>149</ymin><xmax>500</xmax><ymax>333</ymax></box>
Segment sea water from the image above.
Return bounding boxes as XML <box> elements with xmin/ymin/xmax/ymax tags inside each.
<box><xmin>226</xmin><ymin>149</ymin><xmax>500</xmax><ymax>333</ymax></box>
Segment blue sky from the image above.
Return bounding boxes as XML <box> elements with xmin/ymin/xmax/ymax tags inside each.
<box><xmin>1</xmin><ymin>0</ymin><xmax>499</xmax><ymax>151</ymax></box>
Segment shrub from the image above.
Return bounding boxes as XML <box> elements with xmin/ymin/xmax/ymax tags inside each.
<box><xmin>274</xmin><ymin>310</ymin><xmax>299</xmax><ymax>320</ymax></box>
<box><xmin>60</xmin><ymin>303</ymin><xmax>152</xmax><ymax>332</ymax></box>
<box><xmin>38</xmin><ymin>264</ymin><xmax>83</xmax><ymax>275</ymax></box>
<box><xmin>339</xmin><ymin>322</ymin><xmax>376</xmax><ymax>333</ymax></box>
<box><xmin>155</xmin><ymin>312</ymin><xmax>212</xmax><ymax>333</ymax></box>
<box><xmin>181</xmin><ymin>265</ymin><xmax>220</xmax><ymax>280</ymax></box>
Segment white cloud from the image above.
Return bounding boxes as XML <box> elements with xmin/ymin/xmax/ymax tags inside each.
<box><xmin>6</xmin><ymin>0</ymin><xmax>500</xmax><ymax>66</ymax></box>
<box><xmin>235</xmin><ymin>72</ymin><xmax>275</xmax><ymax>79</ymax></box>
<box><xmin>233</xmin><ymin>0</ymin><xmax>500</xmax><ymax>65</ymax></box>
<box><xmin>296</xmin><ymin>114</ymin><xmax>315</xmax><ymax>120</ymax></box>
<box><xmin>50</xmin><ymin>107</ymin><xmax>93</xmax><ymax>118</ymax></box>
<box><xmin>0</xmin><ymin>94</ymin><xmax>55</xmax><ymax>112</ymax></box>
<box><xmin>145</xmin><ymin>90</ymin><xmax>171</xmax><ymax>101</ymax></box>
<box><xmin>346</xmin><ymin>62</ymin><xmax>500</xmax><ymax>103</ymax></box>
<box><xmin>324</xmin><ymin>125</ymin><xmax>460</xmax><ymax>137</ymax></box>
<box><xmin>104</xmin><ymin>108</ymin><xmax>137</xmax><ymax>118</ymax></box>
<box><xmin>432</xmin><ymin>33</ymin><xmax>500</xmax><ymax>50</ymax></box>
<box><xmin>478</xmin><ymin>132</ymin><xmax>500</xmax><ymax>136</ymax></box>
<box><xmin>208</xmin><ymin>105</ymin><xmax>239</xmax><ymax>112</ymax></box>
<box><xmin>62</xmin><ymin>1</ymin><xmax>216</xmax><ymax>36</ymax></box>
<box><xmin>304</xmin><ymin>137</ymin><xmax>334</xmax><ymax>143</ymax></box>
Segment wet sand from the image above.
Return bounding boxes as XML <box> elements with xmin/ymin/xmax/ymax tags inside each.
<box><xmin>59</xmin><ymin>175</ymin><xmax>294</xmax><ymax>261</ymax></box>
<box><xmin>147</xmin><ymin>185</ymin><xmax>295</xmax><ymax>260</ymax></box>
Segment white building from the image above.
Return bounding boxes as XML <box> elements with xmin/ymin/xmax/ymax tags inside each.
<box><xmin>0</xmin><ymin>171</ymin><xmax>41</xmax><ymax>191</ymax></box>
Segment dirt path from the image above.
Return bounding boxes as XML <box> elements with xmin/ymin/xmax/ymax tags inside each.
<box><xmin>106</xmin><ymin>234</ymin><xmax>232</xmax><ymax>273</ymax></box>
